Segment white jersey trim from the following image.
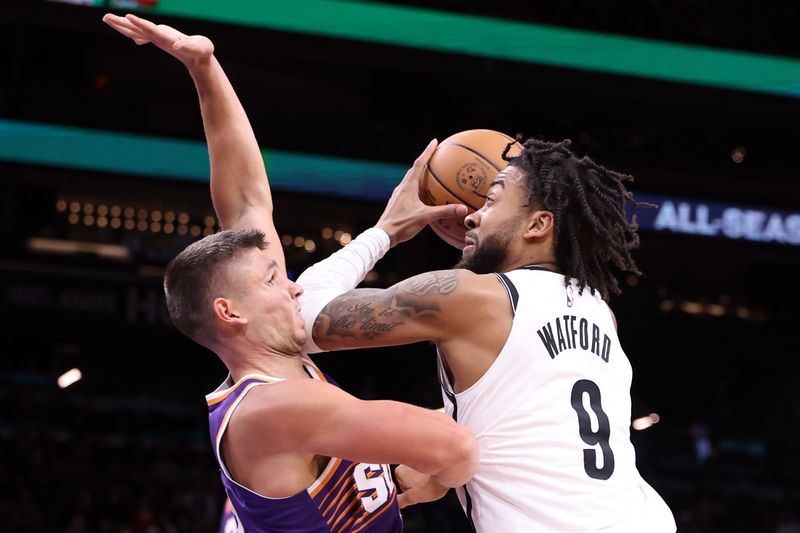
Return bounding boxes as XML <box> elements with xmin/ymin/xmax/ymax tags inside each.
<box><xmin>210</xmin><ymin>369</ymin><xmax>337</xmax><ymax>502</ymax></box>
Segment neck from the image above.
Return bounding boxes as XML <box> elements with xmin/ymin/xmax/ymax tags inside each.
<box><xmin>218</xmin><ymin>343</ymin><xmax>308</xmax><ymax>383</ymax></box>
<box><xmin>502</xmin><ymin>254</ymin><xmax>559</xmax><ymax>274</ymax></box>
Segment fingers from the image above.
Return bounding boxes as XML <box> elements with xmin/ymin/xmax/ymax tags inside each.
<box><xmin>397</xmin><ymin>492</ymin><xmax>414</xmax><ymax>509</ymax></box>
<box><xmin>397</xmin><ymin>138</ymin><xmax>438</xmax><ymax>185</ymax></box>
<box><xmin>428</xmin><ymin>204</ymin><xmax>469</xmax><ymax>223</ymax></box>
<box><xmin>410</xmin><ymin>138</ymin><xmax>438</xmax><ymax>175</ymax></box>
<box><xmin>125</xmin><ymin>13</ymin><xmax>186</xmax><ymax>46</ymax></box>
<box><xmin>103</xmin><ymin>14</ymin><xmax>149</xmax><ymax>43</ymax></box>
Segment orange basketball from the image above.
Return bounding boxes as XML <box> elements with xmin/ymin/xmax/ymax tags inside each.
<box><xmin>420</xmin><ymin>129</ymin><xmax>523</xmax><ymax>249</ymax></box>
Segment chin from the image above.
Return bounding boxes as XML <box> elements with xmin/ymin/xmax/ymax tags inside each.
<box><xmin>294</xmin><ymin>333</ymin><xmax>309</xmax><ymax>353</ymax></box>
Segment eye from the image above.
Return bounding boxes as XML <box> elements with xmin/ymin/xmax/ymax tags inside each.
<box><xmin>265</xmin><ymin>274</ymin><xmax>275</xmax><ymax>286</ymax></box>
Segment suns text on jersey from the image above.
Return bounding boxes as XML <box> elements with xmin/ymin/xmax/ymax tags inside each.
<box><xmin>536</xmin><ymin>315</ymin><xmax>611</xmax><ymax>362</ymax></box>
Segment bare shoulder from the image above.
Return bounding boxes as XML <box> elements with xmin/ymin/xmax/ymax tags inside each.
<box><xmin>428</xmin><ymin>269</ymin><xmax>514</xmax><ymax>323</ymax></box>
<box><xmin>222</xmin><ymin>379</ymin><xmax>345</xmax><ymax>497</ymax></box>
<box><xmin>232</xmin><ymin>379</ymin><xmax>338</xmax><ymax>423</ymax></box>
<box><xmin>380</xmin><ymin>268</ymin><xmax>511</xmax><ymax>339</ymax></box>
<box><xmin>226</xmin><ymin>379</ymin><xmax>344</xmax><ymax>453</ymax></box>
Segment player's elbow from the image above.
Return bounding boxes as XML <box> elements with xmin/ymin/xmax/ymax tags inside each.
<box><xmin>450</xmin><ymin>425</ymin><xmax>479</xmax><ymax>473</ymax></box>
<box><xmin>431</xmin><ymin>425</ymin><xmax>479</xmax><ymax>487</ymax></box>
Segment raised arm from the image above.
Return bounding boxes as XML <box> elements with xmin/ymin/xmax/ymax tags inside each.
<box><xmin>103</xmin><ymin>14</ymin><xmax>284</xmax><ymax>273</ymax></box>
<box><xmin>227</xmin><ymin>378</ymin><xmax>478</xmax><ymax>489</ymax></box>
<box><xmin>296</xmin><ymin>141</ymin><xmax>469</xmax><ymax>351</ymax></box>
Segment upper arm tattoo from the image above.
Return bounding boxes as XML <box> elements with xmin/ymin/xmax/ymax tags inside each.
<box><xmin>313</xmin><ymin>270</ymin><xmax>459</xmax><ymax>343</ymax></box>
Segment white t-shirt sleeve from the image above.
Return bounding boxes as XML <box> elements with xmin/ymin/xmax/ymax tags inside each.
<box><xmin>297</xmin><ymin>227</ymin><xmax>390</xmax><ymax>353</ymax></box>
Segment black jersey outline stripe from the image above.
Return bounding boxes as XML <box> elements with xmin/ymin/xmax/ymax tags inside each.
<box><xmin>463</xmin><ymin>485</ymin><xmax>477</xmax><ymax>533</ymax></box>
<box><xmin>441</xmin><ymin>384</ymin><xmax>458</xmax><ymax>422</ymax></box>
<box><xmin>494</xmin><ymin>273</ymin><xmax>519</xmax><ymax>316</ymax></box>
<box><xmin>426</xmin><ymin>164</ymin><xmax>483</xmax><ymax>208</ymax></box>
<box><xmin>444</xmin><ymin>141</ymin><xmax>504</xmax><ymax>172</ymax></box>
<box><xmin>439</xmin><ymin>380</ymin><xmax>477</xmax><ymax>533</ymax></box>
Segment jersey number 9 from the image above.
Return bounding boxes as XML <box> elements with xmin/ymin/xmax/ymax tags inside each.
<box><xmin>571</xmin><ymin>379</ymin><xmax>615</xmax><ymax>480</ymax></box>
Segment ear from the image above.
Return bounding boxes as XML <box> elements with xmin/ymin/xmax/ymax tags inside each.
<box><xmin>213</xmin><ymin>297</ymin><xmax>248</xmax><ymax>327</ymax></box>
<box><xmin>523</xmin><ymin>210</ymin><xmax>554</xmax><ymax>239</ymax></box>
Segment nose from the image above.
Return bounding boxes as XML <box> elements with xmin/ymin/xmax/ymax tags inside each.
<box><xmin>464</xmin><ymin>209</ymin><xmax>481</xmax><ymax>230</ymax></box>
<box><xmin>288</xmin><ymin>279</ymin><xmax>303</xmax><ymax>298</ymax></box>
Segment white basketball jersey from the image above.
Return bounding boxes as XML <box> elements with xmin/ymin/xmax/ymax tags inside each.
<box><xmin>437</xmin><ymin>266</ymin><xmax>676</xmax><ymax>533</ymax></box>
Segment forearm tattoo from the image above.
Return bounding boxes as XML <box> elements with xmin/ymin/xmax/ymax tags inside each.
<box><xmin>313</xmin><ymin>271</ymin><xmax>459</xmax><ymax>342</ymax></box>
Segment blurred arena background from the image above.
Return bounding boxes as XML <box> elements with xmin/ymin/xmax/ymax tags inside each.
<box><xmin>2</xmin><ymin>1</ymin><xmax>800</xmax><ymax>531</ymax></box>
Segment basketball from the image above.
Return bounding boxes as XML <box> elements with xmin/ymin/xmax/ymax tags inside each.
<box><xmin>420</xmin><ymin>129</ymin><xmax>523</xmax><ymax>248</ymax></box>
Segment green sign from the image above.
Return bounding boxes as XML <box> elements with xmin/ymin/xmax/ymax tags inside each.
<box><xmin>92</xmin><ymin>0</ymin><xmax>800</xmax><ymax>97</ymax></box>
<box><xmin>0</xmin><ymin>119</ymin><xmax>405</xmax><ymax>200</ymax></box>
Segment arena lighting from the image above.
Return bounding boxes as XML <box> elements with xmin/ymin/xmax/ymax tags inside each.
<box><xmin>680</xmin><ymin>301</ymin><xmax>704</xmax><ymax>315</ymax></box>
<box><xmin>7</xmin><ymin>121</ymin><xmax>800</xmax><ymax>239</ymax></box>
<box><xmin>27</xmin><ymin>237</ymin><xmax>129</xmax><ymax>260</ymax></box>
<box><xmin>731</xmin><ymin>146</ymin><xmax>747</xmax><ymax>163</ymax></box>
<box><xmin>632</xmin><ymin>413</ymin><xmax>661</xmax><ymax>431</ymax></box>
<box><xmin>57</xmin><ymin>368</ymin><xmax>82</xmax><ymax>389</ymax></box>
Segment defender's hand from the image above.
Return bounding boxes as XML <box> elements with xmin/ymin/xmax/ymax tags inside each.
<box><xmin>395</xmin><ymin>465</ymin><xmax>449</xmax><ymax>509</ymax></box>
<box><xmin>376</xmin><ymin>140</ymin><xmax>468</xmax><ymax>247</ymax></box>
<box><xmin>103</xmin><ymin>13</ymin><xmax>214</xmax><ymax>70</ymax></box>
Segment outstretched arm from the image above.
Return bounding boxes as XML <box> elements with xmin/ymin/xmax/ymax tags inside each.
<box><xmin>103</xmin><ymin>14</ymin><xmax>284</xmax><ymax>273</ymax></box>
<box><xmin>227</xmin><ymin>379</ymin><xmax>479</xmax><ymax>489</ymax></box>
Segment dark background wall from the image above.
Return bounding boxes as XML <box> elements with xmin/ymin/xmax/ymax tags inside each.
<box><xmin>1</xmin><ymin>1</ymin><xmax>799</xmax><ymax>532</ymax></box>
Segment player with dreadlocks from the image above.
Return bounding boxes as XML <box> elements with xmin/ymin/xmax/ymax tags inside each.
<box><xmin>281</xmin><ymin>136</ymin><xmax>680</xmax><ymax>532</ymax></box>
<box><xmin>499</xmin><ymin>136</ymin><xmax>648</xmax><ymax>300</ymax></box>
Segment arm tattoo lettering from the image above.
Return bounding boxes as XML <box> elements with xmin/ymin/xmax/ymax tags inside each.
<box><xmin>313</xmin><ymin>270</ymin><xmax>459</xmax><ymax>343</ymax></box>
<box><xmin>406</xmin><ymin>271</ymin><xmax>458</xmax><ymax>296</ymax></box>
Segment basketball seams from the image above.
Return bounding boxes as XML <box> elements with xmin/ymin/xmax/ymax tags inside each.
<box><xmin>441</xmin><ymin>141</ymin><xmax>504</xmax><ymax>173</ymax></box>
<box><xmin>423</xmin><ymin>129</ymin><xmax>520</xmax><ymax>249</ymax></box>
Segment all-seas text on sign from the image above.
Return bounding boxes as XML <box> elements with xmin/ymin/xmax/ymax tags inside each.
<box><xmin>630</xmin><ymin>194</ymin><xmax>800</xmax><ymax>246</ymax></box>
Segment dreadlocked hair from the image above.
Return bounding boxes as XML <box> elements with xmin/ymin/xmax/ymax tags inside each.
<box><xmin>503</xmin><ymin>137</ymin><xmax>650</xmax><ymax>300</ymax></box>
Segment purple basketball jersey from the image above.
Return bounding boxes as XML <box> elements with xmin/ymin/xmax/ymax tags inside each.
<box><xmin>207</xmin><ymin>366</ymin><xmax>403</xmax><ymax>533</ymax></box>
